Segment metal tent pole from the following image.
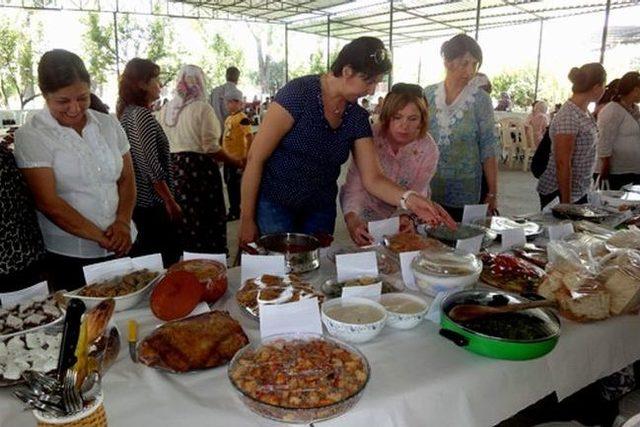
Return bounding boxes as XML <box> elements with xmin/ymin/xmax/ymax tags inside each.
<box><xmin>534</xmin><ymin>19</ymin><xmax>544</xmax><ymax>101</ymax></box>
<box><xmin>474</xmin><ymin>0</ymin><xmax>481</xmax><ymax>40</ymax></box>
<box><xmin>388</xmin><ymin>0</ymin><xmax>394</xmax><ymax>88</ymax></box>
<box><xmin>113</xmin><ymin>11</ymin><xmax>120</xmax><ymax>77</ymax></box>
<box><xmin>285</xmin><ymin>23</ymin><xmax>289</xmax><ymax>83</ymax></box>
<box><xmin>327</xmin><ymin>15</ymin><xmax>331</xmax><ymax>72</ymax></box>
<box><xmin>600</xmin><ymin>0</ymin><xmax>612</xmax><ymax>64</ymax></box>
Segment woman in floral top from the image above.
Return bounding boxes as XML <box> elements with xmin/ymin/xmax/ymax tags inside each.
<box><xmin>340</xmin><ymin>84</ymin><xmax>438</xmax><ymax>245</ymax></box>
<box><xmin>423</xmin><ymin>34</ymin><xmax>498</xmax><ymax>222</ymax></box>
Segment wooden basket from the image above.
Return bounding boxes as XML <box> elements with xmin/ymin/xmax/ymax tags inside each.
<box><xmin>34</xmin><ymin>394</ymin><xmax>107</xmax><ymax>427</ymax></box>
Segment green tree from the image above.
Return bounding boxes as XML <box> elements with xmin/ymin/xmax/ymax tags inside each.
<box><xmin>0</xmin><ymin>15</ymin><xmax>41</xmax><ymax>108</ymax></box>
<box><xmin>247</xmin><ymin>24</ymin><xmax>284</xmax><ymax>95</ymax></box>
<box><xmin>147</xmin><ymin>13</ymin><xmax>182</xmax><ymax>87</ymax></box>
<box><xmin>82</xmin><ymin>13</ymin><xmax>116</xmax><ymax>93</ymax></box>
<box><xmin>491</xmin><ymin>67</ymin><xmax>569</xmax><ymax>110</ymax></box>
<box><xmin>196</xmin><ymin>22</ymin><xmax>245</xmax><ymax>90</ymax></box>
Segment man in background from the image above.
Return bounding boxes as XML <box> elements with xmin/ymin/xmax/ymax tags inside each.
<box><xmin>210</xmin><ymin>66</ymin><xmax>240</xmax><ymax>128</ymax></box>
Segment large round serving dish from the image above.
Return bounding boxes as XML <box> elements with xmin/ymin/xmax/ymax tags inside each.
<box><xmin>427</xmin><ymin>223</ymin><xmax>496</xmax><ymax>248</ymax></box>
<box><xmin>551</xmin><ymin>204</ymin><xmax>610</xmax><ymax>222</ymax></box>
<box><xmin>321</xmin><ymin>297</ymin><xmax>387</xmax><ymax>343</ymax></box>
<box><xmin>476</xmin><ymin>216</ymin><xmax>543</xmax><ymax>240</ymax></box>
<box><xmin>379</xmin><ymin>293</ymin><xmax>429</xmax><ymax>330</ymax></box>
<box><xmin>228</xmin><ymin>333</ymin><xmax>370</xmax><ymax>424</ymax></box>
<box><xmin>411</xmin><ymin>249</ymin><xmax>482</xmax><ymax>297</ymax></box>
<box><xmin>257</xmin><ymin>233</ymin><xmax>320</xmax><ymax>274</ymax></box>
<box><xmin>65</xmin><ymin>270</ymin><xmax>162</xmax><ymax>312</ymax></box>
<box><xmin>439</xmin><ymin>289</ymin><xmax>560</xmax><ymax>360</ymax></box>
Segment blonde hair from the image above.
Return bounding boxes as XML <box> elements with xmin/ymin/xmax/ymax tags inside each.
<box><xmin>378</xmin><ymin>91</ymin><xmax>429</xmax><ymax>139</ymax></box>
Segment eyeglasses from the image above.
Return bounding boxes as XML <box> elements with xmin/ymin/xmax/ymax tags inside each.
<box><xmin>369</xmin><ymin>48</ymin><xmax>390</xmax><ymax>64</ymax></box>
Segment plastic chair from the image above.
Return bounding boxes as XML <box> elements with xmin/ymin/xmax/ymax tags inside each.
<box><xmin>519</xmin><ymin>123</ymin><xmax>537</xmax><ymax>172</ymax></box>
<box><xmin>498</xmin><ymin>117</ymin><xmax>520</xmax><ymax>168</ymax></box>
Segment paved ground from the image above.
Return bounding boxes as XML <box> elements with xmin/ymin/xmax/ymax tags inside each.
<box><xmin>224</xmin><ymin>162</ymin><xmax>540</xmax><ymax>259</ymax></box>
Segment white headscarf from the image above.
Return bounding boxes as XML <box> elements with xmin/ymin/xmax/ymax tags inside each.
<box><xmin>163</xmin><ymin>64</ymin><xmax>207</xmax><ymax>127</ymax></box>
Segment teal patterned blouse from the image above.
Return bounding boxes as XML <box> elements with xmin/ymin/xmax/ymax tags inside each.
<box><xmin>424</xmin><ymin>82</ymin><xmax>498</xmax><ymax>208</ymax></box>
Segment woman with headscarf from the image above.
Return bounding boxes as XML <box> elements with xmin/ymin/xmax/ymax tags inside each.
<box><xmin>159</xmin><ymin>64</ymin><xmax>243</xmax><ymax>254</ymax></box>
<box><xmin>525</xmin><ymin>100</ymin><xmax>550</xmax><ymax>147</ymax></box>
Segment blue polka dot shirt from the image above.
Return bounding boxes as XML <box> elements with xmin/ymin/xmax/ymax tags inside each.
<box><xmin>260</xmin><ymin>75</ymin><xmax>373</xmax><ymax>210</ymax></box>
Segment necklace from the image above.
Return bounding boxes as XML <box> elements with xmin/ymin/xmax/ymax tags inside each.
<box><xmin>321</xmin><ymin>74</ymin><xmax>346</xmax><ymax>116</ymax></box>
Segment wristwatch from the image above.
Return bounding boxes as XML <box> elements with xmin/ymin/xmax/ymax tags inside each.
<box><xmin>400</xmin><ymin>190</ymin><xmax>418</xmax><ymax>210</ymax></box>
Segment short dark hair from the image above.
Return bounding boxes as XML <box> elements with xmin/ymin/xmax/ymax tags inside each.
<box><xmin>380</xmin><ymin>87</ymin><xmax>429</xmax><ymax>139</ymax></box>
<box><xmin>568</xmin><ymin>63</ymin><xmax>606</xmax><ymax>93</ymax></box>
<box><xmin>441</xmin><ymin>34</ymin><xmax>483</xmax><ymax>67</ymax></box>
<box><xmin>38</xmin><ymin>49</ymin><xmax>90</xmax><ymax>95</ymax></box>
<box><xmin>331</xmin><ymin>37</ymin><xmax>392</xmax><ymax>80</ymax></box>
<box><xmin>116</xmin><ymin>58</ymin><xmax>160</xmax><ymax>118</ymax></box>
<box><xmin>615</xmin><ymin>72</ymin><xmax>640</xmax><ymax>101</ymax></box>
<box><xmin>226</xmin><ymin>66</ymin><xmax>240</xmax><ymax>83</ymax></box>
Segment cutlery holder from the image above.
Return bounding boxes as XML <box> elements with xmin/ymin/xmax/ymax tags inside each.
<box><xmin>33</xmin><ymin>393</ymin><xmax>107</xmax><ymax>427</ymax></box>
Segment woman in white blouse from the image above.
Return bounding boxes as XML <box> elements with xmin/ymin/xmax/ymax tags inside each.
<box><xmin>14</xmin><ymin>49</ymin><xmax>136</xmax><ymax>291</ymax></box>
<box><xmin>159</xmin><ymin>65</ymin><xmax>242</xmax><ymax>255</ymax></box>
<box><xmin>598</xmin><ymin>71</ymin><xmax>640</xmax><ymax>190</ymax></box>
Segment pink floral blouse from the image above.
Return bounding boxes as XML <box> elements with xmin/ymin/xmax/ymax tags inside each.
<box><xmin>339</xmin><ymin>130</ymin><xmax>439</xmax><ymax>222</ymax></box>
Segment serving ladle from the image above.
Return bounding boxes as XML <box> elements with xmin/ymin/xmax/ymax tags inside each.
<box><xmin>448</xmin><ymin>299</ymin><xmax>558</xmax><ymax>322</ymax></box>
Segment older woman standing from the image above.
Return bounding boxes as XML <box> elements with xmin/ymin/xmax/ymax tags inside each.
<box><xmin>117</xmin><ymin>58</ymin><xmax>182</xmax><ymax>266</ymax></box>
<box><xmin>598</xmin><ymin>71</ymin><xmax>640</xmax><ymax>190</ymax></box>
<box><xmin>525</xmin><ymin>100</ymin><xmax>550</xmax><ymax>148</ymax></box>
<box><xmin>424</xmin><ymin>34</ymin><xmax>499</xmax><ymax>222</ymax></box>
<box><xmin>239</xmin><ymin>37</ymin><xmax>454</xmax><ymax>246</ymax></box>
<box><xmin>340</xmin><ymin>84</ymin><xmax>438</xmax><ymax>246</ymax></box>
<box><xmin>14</xmin><ymin>49</ymin><xmax>136</xmax><ymax>291</ymax></box>
<box><xmin>537</xmin><ymin>63</ymin><xmax>606</xmax><ymax>207</ymax></box>
<box><xmin>159</xmin><ymin>64</ymin><xmax>242</xmax><ymax>254</ymax></box>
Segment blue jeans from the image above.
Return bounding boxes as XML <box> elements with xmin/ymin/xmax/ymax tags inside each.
<box><xmin>256</xmin><ymin>195</ymin><xmax>336</xmax><ymax>236</ymax></box>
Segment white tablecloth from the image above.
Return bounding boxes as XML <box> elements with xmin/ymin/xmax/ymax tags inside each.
<box><xmin>1</xmin><ymin>265</ymin><xmax>639</xmax><ymax>427</ymax></box>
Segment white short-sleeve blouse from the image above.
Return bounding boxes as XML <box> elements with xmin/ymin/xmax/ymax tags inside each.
<box><xmin>14</xmin><ymin>107</ymin><xmax>134</xmax><ymax>258</ymax></box>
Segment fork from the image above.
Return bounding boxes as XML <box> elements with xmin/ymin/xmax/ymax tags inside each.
<box><xmin>63</xmin><ymin>370</ymin><xmax>83</xmax><ymax>414</ymax></box>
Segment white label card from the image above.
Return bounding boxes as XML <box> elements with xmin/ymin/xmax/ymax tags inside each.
<box><xmin>462</xmin><ymin>204</ymin><xmax>488</xmax><ymax>225</ymax></box>
<box><xmin>0</xmin><ymin>281</ymin><xmax>49</xmax><ymax>308</ymax></box>
<box><xmin>425</xmin><ymin>291</ymin><xmax>448</xmax><ymax>324</ymax></box>
<box><xmin>542</xmin><ymin>197</ymin><xmax>560</xmax><ymax>214</ymax></box>
<box><xmin>260</xmin><ymin>297</ymin><xmax>323</xmax><ymax>339</ymax></box>
<box><xmin>83</xmin><ymin>254</ymin><xmax>163</xmax><ymax>284</ymax></box>
<box><xmin>399</xmin><ymin>251</ymin><xmax>420</xmax><ymax>291</ymax></box>
<box><xmin>456</xmin><ymin>234</ymin><xmax>484</xmax><ymax>255</ymax></box>
<box><xmin>501</xmin><ymin>227</ymin><xmax>527</xmax><ymax>250</ymax></box>
<box><xmin>548</xmin><ymin>222</ymin><xmax>574</xmax><ymax>241</ymax></box>
<box><xmin>335</xmin><ymin>252</ymin><xmax>379</xmax><ymax>282</ymax></box>
<box><xmin>189</xmin><ymin>302</ymin><xmax>211</xmax><ymax>317</ymax></box>
<box><xmin>368</xmin><ymin>217</ymin><xmax>400</xmax><ymax>244</ymax></box>
<box><xmin>183</xmin><ymin>252</ymin><xmax>227</xmax><ymax>268</ymax></box>
<box><xmin>341</xmin><ymin>282</ymin><xmax>382</xmax><ymax>300</ymax></box>
<box><xmin>241</xmin><ymin>254</ymin><xmax>286</xmax><ymax>284</ymax></box>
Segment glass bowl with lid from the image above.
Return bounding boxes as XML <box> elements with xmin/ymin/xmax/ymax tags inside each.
<box><xmin>411</xmin><ymin>248</ymin><xmax>482</xmax><ymax>296</ymax></box>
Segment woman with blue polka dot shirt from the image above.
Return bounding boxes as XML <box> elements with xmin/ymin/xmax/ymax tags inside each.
<box><xmin>239</xmin><ymin>37</ymin><xmax>455</xmax><ymax>246</ymax></box>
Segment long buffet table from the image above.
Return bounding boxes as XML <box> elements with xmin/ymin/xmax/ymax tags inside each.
<box><xmin>1</xmin><ymin>262</ymin><xmax>640</xmax><ymax>427</ymax></box>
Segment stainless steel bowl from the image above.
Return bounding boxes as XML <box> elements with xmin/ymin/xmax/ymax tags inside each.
<box><xmin>257</xmin><ymin>233</ymin><xmax>321</xmax><ymax>273</ymax></box>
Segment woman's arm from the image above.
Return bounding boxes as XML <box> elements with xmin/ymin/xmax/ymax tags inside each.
<box><xmin>554</xmin><ymin>133</ymin><xmax>576</xmax><ymax>203</ymax></box>
<box><xmin>597</xmin><ymin>104</ymin><xmax>623</xmax><ymax>180</ymax></box>
<box><xmin>339</xmin><ymin>162</ymin><xmax>374</xmax><ymax>246</ymax></box>
<box><xmin>482</xmin><ymin>157</ymin><xmax>498</xmax><ymax>212</ymax></box>
<box><xmin>353</xmin><ymin>137</ymin><xmax>455</xmax><ymax>228</ymax></box>
<box><xmin>21</xmin><ymin>168</ymin><xmax>110</xmax><ymax>248</ymax></box>
<box><xmin>239</xmin><ymin>102</ymin><xmax>294</xmax><ymax>245</ymax></box>
<box><xmin>105</xmin><ymin>153</ymin><xmax>136</xmax><ymax>256</ymax></box>
<box><xmin>476</xmin><ymin>91</ymin><xmax>499</xmax><ymax>213</ymax></box>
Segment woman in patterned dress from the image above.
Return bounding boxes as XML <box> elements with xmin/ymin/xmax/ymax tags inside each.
<box><xmin>159</xmin><ymin>65</ymin><xmax>243</xmax><ymax>255</ymax></box>
<box><xmin>117</xmin><ymin>58</ymin><xmax>182</xmax><ymax>266</ymax></box>
<box><xmin>537</xmin><ymin>63</ymin><xmax>606</xmax><ymax>208</ymax></box>
<box><xmin>340</xmin><ymin>84</ymin><xmax>439</xmax><ymax>246</ymax></box>
<box><xmin>423</xmin><ymin>34</ymin><xmax>499</xmax><ymax>222</ymax></box>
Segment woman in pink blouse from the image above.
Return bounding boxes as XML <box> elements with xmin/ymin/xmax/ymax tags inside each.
<box><xmin>525</xmin><ymin>100</ymin><xmax>550</xmax><ymax>147</ymax></box>
<box><xmin>340</xmin><ymin>84</ymin><xmax>439</xmax><ymax>246</ymax></box>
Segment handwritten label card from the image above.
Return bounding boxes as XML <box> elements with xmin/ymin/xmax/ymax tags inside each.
<box><xmin>462</xmin><ymin>204</ymin><xmax>488</xmax><ymax>225</ymax></box>
<box><xmin>183</xmin><ymin>252</ymin><xmax>227</xmax><ymax>268</ymax></box>
<box><xmin>0</xmin><ymin>281</ymin><xmax>49</xmax><ymax>308</ymax></box>
<box><xmin>501</xmin><ymin>227</ymin><xmax>527</xmax><ymax>250</ymax></box>
<box><xmin>547</xmin><ymin>222</ymin><xmax>574</xmax><ymax>241</ymax></box>
<box><xmin>399</xmin><ymin>251</ymin><xmax>420</xmax><ymax>291</ymax></box>
<box><xmin>335</xmin><ymin>252</ymin><xmax>378</xmax><ymax>282</ymax></box>
<box><xmin>455</xmin><ymin>234</ymin><xmax>484</xmax><ymax>255</ymax></box>
<box><xmin>341</xmin><ymin>282</ymin><xmax>382</xmax><ymax>300</ymax></box>
<box><xmin>260</xmin><ymin>298</ymin><xmax>323</xmax><ymax>339</ymax></box>
<box><xmin>368</xmin><ymin>217</ymin><xmax>400</xmax><ymax>244</ymax></box>
<box><xmin>83</xmin><ymin>254</ymin><xmax>163</xmax><ymax>284</ymax></box>
<box><xmin>241</xmin><ymin>254</ymin><xmax>286</xmax><ymax>284</ymax></box>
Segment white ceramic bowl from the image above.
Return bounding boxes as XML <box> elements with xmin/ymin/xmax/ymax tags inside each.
<box><xmin>65</xmin><ymin>272</ymin><xmax>162</xmax><ymax>312</ymax></box>
<box><xmin>412</xmin><ymin>268</ymin><xmax>480</xmax><ymax>297</ymax></box>
<box><xmin>321</xmin><ymin>297</ymin><xmax>387</xmax><ymax>343</ymax></box>
<box><xmin>379</xmin><ymin>293</ymin><xmax>430</xmax><ymax>329</ymax></box>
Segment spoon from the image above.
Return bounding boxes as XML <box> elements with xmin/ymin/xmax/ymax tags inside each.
<box><xmin>448</xmin><ymin>299</ymin><xmax>558</xmax><ymax>323</ymax></box>
<box><xmin>80</xmin><ymin>371</ymin><xmax>101</xmax><ymax>403</ymax></box>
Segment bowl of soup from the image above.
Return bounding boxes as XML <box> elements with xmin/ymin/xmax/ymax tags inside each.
<box><xmin>379</xmin><ymin>293</ymin><xmax>430</xmax><ymax>329</ymax></box>
<box><xmin>321</xmin><ymin>297</ymin><xmax>387</xmax><ymax>343</ymax></box>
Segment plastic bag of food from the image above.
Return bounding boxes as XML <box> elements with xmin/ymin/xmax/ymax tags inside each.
<box><xmin>540</xmin><ymin>241</ymin><xmax>610</xmax><ymax>322</ymax></box>
<box><xmin>597</xmin><ymin>249</ymin><xmax>640</xmax><ymax>315</ymax></box>
<box><xmin>606</xmin><ymin>226</ymin><xmax>640</xmax><ymax>251</ymax></box>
